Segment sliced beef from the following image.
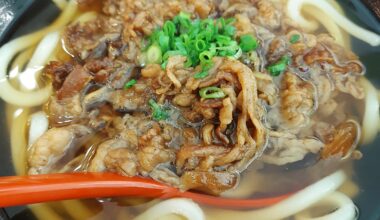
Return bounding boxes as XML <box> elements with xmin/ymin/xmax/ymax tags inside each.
<box><xmin>280</xmin><ymin>72</ymin><xmax>315</xmax><ymax>129</ymax></box>
<box><xmin>83</xmin><ymin>86</ymin><xmax>150</xmax><ymax>112</ymax></box>
<box><xmin>88</xmin><ymin>138</ymin><xmax>134</xmax><ymax>173</ymax></box>
<box><xmin>110</xmin><ymin>89</ymin><xmax>150</xmax><ymax>112</ymax></box>
<box><xmin>180</xmin><ymin>171</ymin><xmax>238</xmax><ymax>195</ymax></box>
<box><xmin>261</xmin><ymin>131</ymin><xmax>324</xmax><ymax>165</ymax></box>
<box><xmin>44</xmin><ymin>61</ymin><xmax>74</xmax><ymax>90</ymax></box>
<box><xmin>137</xmin><ymin>126</ymin><xmax>176</xmax><ymax>173</ymax></box>
<box><xmin>48</xmin><ymin>94</ymin><xmax>83</xmax><ymax>126</ymax></box>
<box><xmin>57</xmin><ymin>65</ymin><xmax>93</xmax><ymax>100</ymax></box>
<box><xmin>64</xmin><ymin>16</ymin><xmax>123</xmax><ymax>60</ymax></box>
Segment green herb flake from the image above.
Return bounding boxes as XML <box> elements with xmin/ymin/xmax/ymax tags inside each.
<box><xmin>239</xmin><ymin>35</ymin><xmax>258</xmax><ymax>52</ymax></box>
<box><xmin>194</xmin><ymin>71</ymin><xmax>209</xmax><ymax>79</ymax></box>
<box><xmin>199</xmin><ymin>87</ymin><xmax>226</xmax><ymax>99</ymax></box>
<box><xmin>290</xmin><ymin>34</ymin><xmax>300</xmax><ymax>44</ymax></box>
<box><xmin>146</xmin><ymin>44</ymin><xmax>162</xmax><ymax>64</ymax></box>
<box><xmin>145</xmin><ymin>12</ymin><xmax>260</xmax><ymax>78</ymax></box>
<box><xmin>148</xmin><ymin>99</ymin><xmax>169</xmax><ymax>121</ymax></box>
<box><xmin>267</xmin><ymin>55</ymin><xmax>292</xmax><ymax>76</ymax></box>
<box><xmin>124</xmin><ymin>79</ymin><xmax>137</xmax><ymax>89</ymax></box>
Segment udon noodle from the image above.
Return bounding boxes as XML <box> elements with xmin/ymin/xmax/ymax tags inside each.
<box><xmin>1</xmin><ymin>0</ymin><xmax>379</xmax><ymax>219</ymax></box>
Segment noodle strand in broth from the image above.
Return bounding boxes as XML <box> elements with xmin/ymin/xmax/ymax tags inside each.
<box><xmin>360</xmin><ymin>77</ymin><xmax>380</xmax><ymax>145</ymax></box>
<box><xmin>287</xmin><ymin>0</ymin><xmax>380</xmax><ymax>46</ymax></box>
<box><xmin>0</xmin><ymin>0</ymin><xmax>77</xmax><ymax>107</ymax></box>
<box><xmin>205</xmin><ymin>171</ymin><xmax>346</xmax><ymax>220</ymax></box>
<box><xmin>302</xmin><ymin>6</ymin><xmax>349</xmax><ymax>48</ymax></box>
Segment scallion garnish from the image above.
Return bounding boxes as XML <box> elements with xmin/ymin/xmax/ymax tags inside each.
<box><xmin>199</xmin><ymin>51</ymin><xmax>213</xmax><ymax>64</ymax></box>
<box><xmin>163</xmin><ymin>21</ymin><xmax>176</xmax><ymax>38</ymax></box>
<box><xmin>148</xmin><ymin>99</ymin><xmax>168</xmax><ymax>121</ymax></box>
<box><xmin>145</xmin><ymin>12</ymin><xmax>260</xmax><ymax>80</ymax></box>
<box><xmin>239</xmin><ymin>34</ymin><xmax>258</xmax><ymax>52</ymax></box>
<box><xmin>199</xmin><ymin>87</ymin><xmax>226</xmax><ymax>99</ymax></box>
<box><xmin>124</xmin><ymin>79</ymin><xmax>137</xmax><ymax>89</ymax></box>
<box><xmin>290</xmin><ymin>34</ymin><xmax>300</xmax><ymax>44</ymax></box>
<box><xmin>223</xmin><ymin>25</ymin><xmax>236</xmax><ymax>37</ymax></box>
<box><xmin>195</xmin><ymin>39</ymin><xmax>207</xmax><ymax>51</ymax></box>
<box><xmin>267</xmin><ymin>55</ymin><xmax>291</xmax><ymax>76</ymax></box>
<box><xmin>194</xmin><ymin>71</ymin><xmax>209</xmax><ymax>79</ymax></box>
<box><xmin>146</xmin><ymin>44</ymin><xmax>162</xmax><ymax>64</ymax></box>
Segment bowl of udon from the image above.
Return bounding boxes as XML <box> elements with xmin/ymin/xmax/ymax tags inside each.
<box><xmin>0</xmin><ymin>0</ymin><xmax>379</xmax><ymax>219</ymax></box>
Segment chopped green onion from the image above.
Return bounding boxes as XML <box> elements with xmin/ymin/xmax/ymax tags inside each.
<box><xmin>223</xmin><ymin>25</ymin><xmax>236</xmax><ymax>37</ymax></box>
<box><xmin>184</xmin><ymin>57</ymin><xmax>193</xmax><ymax>68</ymax></box>
<box><xmin>199</xmin><ymin>87</ymin><xmax>226</xmax><ymax>99</ymax></box>
<box><xmin>180</xmin><ymin>34</ymin><xmax>190</xmax><ymax>45</ymax></box>
<box><xmin>225</xmin><ymin>18</ymin><xmax>236</xmax><ymax>25</ymax></box>
<box><xmin>163</xmin><ymin>50</ymin><xmax>185</xmax><ymax>61</ymax></box>
<box><xmin>199</xmin><ymin>51</ymin><xmax>213</xmax><ymax>64</ymax></box>
<box><xmin>195</xmin><ymin>39</ymin><xmax>207</xmax><ymax>51</ymax></box>
<box><xmin>290</xmin><ymin>34</ymin><xmax>300</xmax><ymax>44</ymax></box>
<box><xmin>147</xmin><ymin>44</ymin><xmax>162</xmax><ymax>64</ymax></box>
<box><xmin>219</xmin><ymin>50</ymin><xmax>227</xmax><ymax>56</ymax></box>
<box><xmin>239</xmin><ymin>35</ymin><xmax>258</xmax><ymax>52</ymax></box>
<box><xmin>215</xmin><ymin>35</ymin><xmax>232</xmax><ymax>46</ymax></box>
<box><xmin>161</xmin><ymin>60</ymin><xmax>168</xmax><ymax>69</ymax></box>
<box><xmin>209</xmin><ymin>43</ymin><xmax>217</xmax><ymax>55</ymax></box>
<box><xmin>195</xmin><ymin>58</ymin><xmax>213</xmax><ymax>79</ymax></box>
<box><xmin>267</xmin><ymin>63</ymin><xmax>287</xmax><ymax>76</ymax></box>
<box><xmin>148</xmin><ymin>99</ymin><xmax>169</xmax><ymax>121</ymax></box>
<box><xmin>194</xmin><ymin>71</ymin><xmax>209</xmax><ymax>79</ymax></box>
<box><xmin>201</xmin><ymin>18</ymin><xmax>214</xmax><ymax>29</ymax></box>
<box><xmin>281</xmin><ymin>55</ymin><xmax>291</xmax><ymax>65</ymax></box>
<box><xmin>230</xmin><ymin>47</ymin><xmax>242</xmax><ymax>60</ymax></box>
<box><xmin>216</xmin><ymin>42</ymin><xmax>239</xmax><ymax>54</ymax></box>
<box><xmin>174</xmin><ymin>12</ymin><xmax>191</xmax><ymax>33</ymax></box>
<box><xmin>267</xmin><ymin>55</ymin><xmax>291</xmax><ymax>76</ymax></box>
<box><xmin>124</xmin><ymin>79</ymin><xmax>137</xmax><ymax>89</ymax></box>
<box><xmin>215</xmin><ymin>18</ymin><xmax>225</xmax><ymax>30</ymax></box>
<box><xmin>175</xmin><ymin>11</ymin><xmax>191</xmax><ymax>25</ymax></box>
<box><xmin>174</xmin><ymin>40</ymin><xmax>187</xmax><ymax>55</ymax></box>
<box><xmin>145</xmin><ymin>12</ymin><xmax>259</xmax><ymax>76</ymax></box>
<box><xmin>163</xmin><ymin>21</ymin><xmax>176</xmax><ymax>38</ymax></box>
<box><xmin>179</xmin><ymin>11</ymin><xmax>191</xmax><ymax>19</ymax></box>
<box><xmin>158</xmin><ymin>33</ymin><xmax>170</xmax><ymax>53</ymax></box>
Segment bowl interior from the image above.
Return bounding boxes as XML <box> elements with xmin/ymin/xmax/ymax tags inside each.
<box><xmin>0</xmin><ymin>1</ymin><xmax>379</xmax><ymax>219</ymax></box>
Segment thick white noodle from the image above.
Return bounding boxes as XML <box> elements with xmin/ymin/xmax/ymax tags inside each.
<box><xmin>287</xmin><ymin>0</ymin><xmax>380</xmax><ymax>46</ymax></box>
<box><xmin>0</xmin><ymin>0</ymin><xmax>77</xmax><ymax>107</ymax></box>
<box><xmin>19</xmin><ymin>31</ymin><xmax>60</xmax><ymax>90</ymax></box>
<box><xmin>208</xmin><ymin>171</ymin><xmax>346</xmax><ymax>220</ymax></box>
<box><xmin>27</xmin><ymin>31</ymin><xmax>60</xmax><ymax>69</ymax></box>
<box><xmin>0</xmin><ymin>46</ymin><xmax>52</xmax><ymax>106</ymax></box>
<box><xmin>302</xmin><ymin>6</ymin><xmax>348</xmax><ymax>47</ymax></box>
<box><xmin>360</xmin><ymin>78</ymin><xmax>380</xmax><ymax>145</ymax></box>
<box><xmin>134</xmin><ymin>199</ymin><xmax>205</xmax><ymax>220</ymax></box>
<box><xmin>10</xmin><ymin>107</ymin><xmax>29</xmax><ymax>175</ymax></box>
<box><xmin>74</xmin><ymin>11</ymin><xmax>98</xmax><ymax>24</ymax></box>
<box><xmin>28</xmin><ymin>111</ymin><xmax>49</xmax><ymax>147</ymax></box>
<box><xmin>294</xmin><ymin>192</ymin><xmax>357</xmax><ymax>220</ymax></box>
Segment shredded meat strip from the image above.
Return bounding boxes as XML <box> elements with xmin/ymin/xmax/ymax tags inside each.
<box><xmin>213</xmin><ymin>59</ymin><xmax>266</xmax><ymax>171</ymax></box>
<box><xmin>280</xmin><ymin>72</ymin><xmax>315</xmax><ymax>129</ymax></box>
